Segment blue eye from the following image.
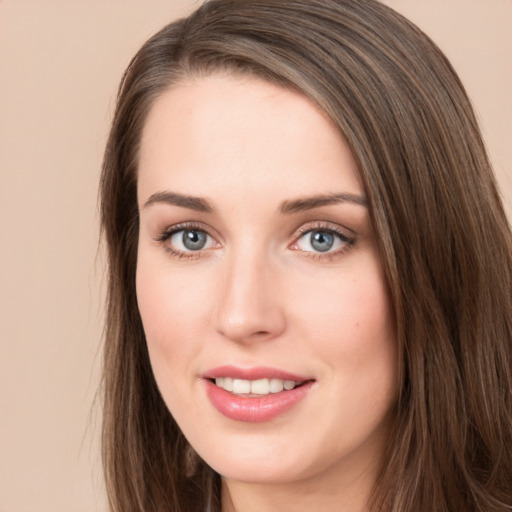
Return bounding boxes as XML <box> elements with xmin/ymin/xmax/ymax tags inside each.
<box><xmin>310</xmin><ymin>231</ymin><xmax>334</xmax><ymax>252</ymax></box>
<box><xmin>295</xmin><ymin>228</ymin><xmax>350</xmax><ymax>254</ymax></box>
<box><xmin>169</xmin><ymin>229</ymin><xmax>214</xmax><ymax>252</ymax></box>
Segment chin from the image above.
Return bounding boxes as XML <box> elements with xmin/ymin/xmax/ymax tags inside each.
<box><xmin>192</xmin><ymin>435</ymin><xmax>310</xmax><ymax>483</ymax></box>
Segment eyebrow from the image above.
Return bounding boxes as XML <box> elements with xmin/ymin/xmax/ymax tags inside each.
<box><xmin>278</xmin><ymin>193</ymin><xmax>368</xmax><ymax>214</ymax></box>
<box><xmin>142</xmin><ymin>190</ymin><xmax>368</xmax><ymax>214</ymax></box>
<box><xmin>143</xmin><ymin>191</ymin><xmax>214</xmax><ymax>212</ymax></box>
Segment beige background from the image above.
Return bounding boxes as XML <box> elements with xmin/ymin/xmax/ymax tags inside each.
<box><xmin>0</xmin><ymin>1</ymin><xmax>510</xmax><ymax>511</ymax></box>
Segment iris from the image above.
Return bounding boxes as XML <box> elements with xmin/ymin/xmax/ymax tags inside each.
<box><xmin>183</xmin><ymin>230</ymin><xmax>207</xmax><ymax>250</ymax></box>
<box><xmin>310</xmin><ymin>231</ymin><xmax>334</xmax><ymax>252</ymax></box>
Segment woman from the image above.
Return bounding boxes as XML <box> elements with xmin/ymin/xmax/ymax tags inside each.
<box><xmin>99</xmin><ymin>0</ymin><xmax>512</xmax><ymax>511</ymax></box>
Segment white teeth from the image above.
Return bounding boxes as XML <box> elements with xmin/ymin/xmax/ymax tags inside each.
<box><xmin>269</xmin><ymin>378</ymin><xmax>284</xmax><ymax>393</ymax></box>
<box><xmin>223</xmin><ymin>377</ymin><xmax>233</xmax><ymax>391</ymax></box>
<box><xmin>214</xmin><ymin>377</ymin><xmax>299</xmax><ymax>395</ymax></box>
<box><xmin>284</xmin><ymin>380</ymin><xmax>296</xmax><ymax>390</ymax></box>
<box><xmin>232</xmin><ymin>379</ymin><xmax>251</xmax><ymax>394</ymax></box>
<box><xmin>251</xmin><ymin>378</ymin><xmax>270</xmax><ymax>395</ymax></box>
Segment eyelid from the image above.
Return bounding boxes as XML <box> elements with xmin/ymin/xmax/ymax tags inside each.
<box><xmin>294</xmin><ymin>220</ymin><xmax>354</xmax><ymax>237</ymax></box>
<box><xmin>155</xmin><ymin>221</ymin><xmax>221</xmax><ymax>259</ymax></box>
<box><xmin>155</xmin><ymin>221</ymin><xmax>217</xmax><ymax>242</ymax></box>
<box><xmin>289</xmin><ymin>221</ymin><xmax>355</xmax><ymax>258</ymax></box>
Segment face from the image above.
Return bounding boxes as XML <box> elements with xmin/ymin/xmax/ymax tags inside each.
<box><xmin>136</xmin><ymin>74</ymin><xmax>397</xmax><ymax>494</ymax></box>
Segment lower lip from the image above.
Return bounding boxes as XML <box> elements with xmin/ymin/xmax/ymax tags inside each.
<box><xmin>204</xmin><ymin>380</ymin><xmax>314</xmax><ymax>422</ymax></box>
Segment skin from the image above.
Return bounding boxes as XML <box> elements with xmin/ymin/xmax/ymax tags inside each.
<box><xmin>136</xmin><ymin>73</ymin><xmax>398</xmax><ymax>512</ymax></box>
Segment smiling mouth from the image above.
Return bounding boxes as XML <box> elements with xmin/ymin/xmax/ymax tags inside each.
<box><xmin>205</xmin><ymin>372</ymin><xmax>315</xmax><ymax>421</ymax></box>
<box><xmin>212</xmin><ymin>377</ymin><xmax>307</xmax><ymax>396</ymax></box>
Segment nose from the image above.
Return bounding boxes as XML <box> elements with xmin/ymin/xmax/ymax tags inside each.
<box><xmin>214</xmin><ymin>249</ymin><xmax>286</xmax><ymax>344</ymax></box>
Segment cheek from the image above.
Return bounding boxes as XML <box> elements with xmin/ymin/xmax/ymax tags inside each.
<box><xmin>135</xmin><ymin>259</ymin><xmax>222</xmax><ymax>434</ymax></box>
<box><xmin>292</xmin><ymin>259</ymin><xmax>397</xmax><ymax>405</ymax></box>
<box><xmin>135</xmin><ymin>260</ymin><xmax>208</xmax><ymax>379</ymax></box>
<box><xmin>136</xmin><ymin>249</ymin><xmax>213</xmax><ymax>328</ymax></box>
<box><xmin>294</xmin><ymin>263</ymin><xmax>395</xmax><ymax>351</ymax></box>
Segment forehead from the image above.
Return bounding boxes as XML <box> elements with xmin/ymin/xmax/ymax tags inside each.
<box><xmin>137</xmin><ymin>73</ymin><xmax>363</xmax><ymax>205</ymax></box>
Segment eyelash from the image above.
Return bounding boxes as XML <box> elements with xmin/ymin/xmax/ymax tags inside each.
<box><xmin>292</xmin><ymin>222</ymin><xmax>355</xmax><ymax>261</ymax></box>
<box><xmin>155</xmin><ymin>222</ymin><xmax>214</xmax><ymax>260</ymax></box>
<box><xmin>155</xmin><ymin>221</ymin><xmax>355</xmax><ymax>261</ymax></box>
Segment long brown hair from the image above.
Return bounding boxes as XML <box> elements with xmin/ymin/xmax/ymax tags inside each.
<box><xmin>99</xmin><ymin>1</ymin><xmax>512</xmax><ymax>510</ymax></box>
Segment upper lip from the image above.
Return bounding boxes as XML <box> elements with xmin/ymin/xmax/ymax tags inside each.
<box><xmin>202</xmin><ymin>365</ymin><xmax>312</xmax><ymax>382</ymax></box>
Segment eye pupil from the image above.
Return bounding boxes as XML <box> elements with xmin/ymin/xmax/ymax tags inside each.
<box><xmin>182</xmin><ymin>230</ymin><xmax>207</xmax><ymax>250</ymax></box>
<box><xmin>310</xmin><ymin>231</ymin><xmax>334</xmax><ymax>252</ymax></box>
